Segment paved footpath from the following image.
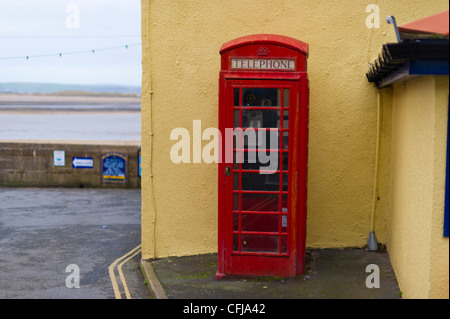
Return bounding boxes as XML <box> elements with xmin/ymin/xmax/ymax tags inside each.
<box><xmin>0</xmin><ymin>188</ymin><xmax>148</xmax><ymax>299</ymax></box>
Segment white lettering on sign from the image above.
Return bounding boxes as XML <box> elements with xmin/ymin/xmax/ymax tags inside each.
<box><xmin>72</xmin><ymin>157</ymin><xmax>94</xmax><ymax>169</ymax></box>
<box><xmin>231</xmin><ymin>59</ymin><xmax>295</xmax><ymax>70</ymax></box>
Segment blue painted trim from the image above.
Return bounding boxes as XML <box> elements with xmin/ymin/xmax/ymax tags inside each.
<box><xmin>377</xmin><ymin>60</ymin><xmax>449</xmax><ymax>88</ymax></box>
<box><xmin>444</xmin><ymin>98</ymin><xmax>449</xmax><ymax>238</ymax></box>
<box><xmin>409</xmin><ymin>60</ymin><xmax>449</xmax><ymax>75</ymax></box>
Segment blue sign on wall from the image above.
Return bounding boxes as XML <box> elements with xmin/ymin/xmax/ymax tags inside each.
<box><xmin>138</xmin><ymin>149</ymin><xmax>142</xmax><ymax>178</ymax></box>
<box><xmin>102</xmin><ymin>152</ymin><xmax>127</xmax><ymax>184</ymax></box>
<box><xmin>444</xmin><ymin>101</ymin><xmax>449</xmax><ymax>238</ymax></box>
<box><xmin>72</xmin><ymin>157</ymin><xmax>93</xmax><ymax>169</ymax></box>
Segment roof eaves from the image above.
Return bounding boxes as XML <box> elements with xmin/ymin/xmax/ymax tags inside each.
<box><xmin>366</xmin><ymin>39</ymin><xmax>449</xmax><ymax>88</ymax></box>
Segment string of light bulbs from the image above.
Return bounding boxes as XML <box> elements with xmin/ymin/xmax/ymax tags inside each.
<box><xmin>0</xmin><ymin>42</ymin><xmax>141</xmax><ymax>61</ymax></box>
<box><xmin>0</xmin><ymin>35</ymin><xmax>140</xmax><ymax>38</ymax></box>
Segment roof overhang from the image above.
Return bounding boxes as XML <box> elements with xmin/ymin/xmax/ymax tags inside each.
<box><xmin>366</xmin><ymin>39</ymin><xmax>449</xmax><ymax>88</ymax></box>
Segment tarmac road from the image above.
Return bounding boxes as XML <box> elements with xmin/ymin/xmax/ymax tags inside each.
<box><xmin>0</xmin><ymin>188</ymin><xmax>149</xmax><ymax>299</ymax></box>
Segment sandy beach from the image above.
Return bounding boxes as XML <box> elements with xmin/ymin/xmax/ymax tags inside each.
<box><xmin>0</xmin><ymin>93</ymin><xmax>141</xmax><ymax>106</ymax></box>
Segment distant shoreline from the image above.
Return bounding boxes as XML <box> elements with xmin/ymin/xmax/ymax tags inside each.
<box><xmin>0</xmin><ymin>93</ymin><xmax>141</xmax><ymax>106</ymax></box>
<box><xmin>0</xmin><ymin>107</ymin><xmax>140</xmax><ymax>113</ymax></box>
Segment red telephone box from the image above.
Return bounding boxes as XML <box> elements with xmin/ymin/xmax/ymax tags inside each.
<box><xmin>217</xmin><ymin>34</ymin><xmax>309</xmax><ymax>278</ymax></box>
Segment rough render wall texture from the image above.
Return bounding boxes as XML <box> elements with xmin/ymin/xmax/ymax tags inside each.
<box><xmin>140</xmin><ymin>0</ymin><xmax>449</xmax><ymax>259</ymax></box>
<box><xmin>388</xmin><ymin>76</ymin><xmax>449</xmax><ymax>299</ymax></box>
<box><xmin>429</xmin><ymin>76</ymin><xmax>449</xmax><ymax>299</ymax></box>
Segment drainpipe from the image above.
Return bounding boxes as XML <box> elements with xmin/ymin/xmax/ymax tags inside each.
<box><xmin>387</xmin><ymin>16</ymin><xmax>402</xmax><ymax>43</ymax></box>
<box><xmin>368</xmin><ymin>92</ymin><xmax>382</xmax><ymax>251</ymax></box>
<box><xmin>144</xmin><ymin>0</ymin><xmax>157</xmax><ymax>259</ymax></box>
<box><xmin>367</xmin><ymin>16</ymin><xmax>396</xmax><ymax>251</ymax></box>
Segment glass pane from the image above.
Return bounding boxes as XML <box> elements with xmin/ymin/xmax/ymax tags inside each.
<box><xmin>281</xmin><ymin>235</ymin><xmax>287</xmax><ymax>253</ymax></box>
<box><xmin>241</xmin><ymin>235</ymin><xmax>279</xmax><ymax>253</ymax></box>
<box><xmin>282</xmin><ymin>152</ymin><xmax>288</xmax><ymax>170</ymax></box>
<box><xmin>281</xmin><ymin>195</ymin><xmax>288</xmax><ymax>232</ymax></box>
<box><xmin>240</xmin><ymin>151</ymin><xmax>281</xmax><ymax>171</ymax></box>
<box><xmin>281</xmin><ymin>215</ymin><xmax>287</xmax><ymax>233</ymax></box>
<box><xmin>233</xmin><ymin>193</ymin><xmax>239</xmax><ymax>211</ymax></box>
<box><xmin>234</xmin><ymin>88</ymin><xmax>240</xmax><ymax>106</ymax></box>
<box><xmin>281</xmin><ymin>111</ymin><xmax>289</xmax><ymax>129</ymax></box>
<box><xmin>282</xmin><ymin>174</ymin><xmax>288</xmax><ymax>191</ymax></box>
<box><xmin>241</xmin><ymin>194</ymin><xmax>279</xmax><ymax>212</ymax></box>
<box><xmin>233</xmin><ymin>173</ymin><xmax>239</xmax><ymax>190</ymax></box>
<box><xmin>233</xmin><ymin>234</ymin><xmax>239</xmax><ymax>251</ymax></box>
<box><xmin>282</xmin><ymin>194</ymin><xmax>288</xmax><ymax>212</ymax></box>
<box><xmin>242</xmin><ymin>110</ymin><xmax>281</xmax><ymax>128</ymax></box>
<box><xmin>233</xmin><ymin>151</ymin><xmax>240</xmax><ymax>169</ymax></box>
<box><xmin>242</xmin><ymin>88</ymin><xmax>280</xmax><ymax>107</ymax></box>
<box><xmin>283</xmin><ymin>132</ymin><xmax>289</xmax><ymax>150</ymax></box>
<box><xmin>240</xmin><ymin>153</ymin><xmax>264</xmax><ymax>171</ymax></box>
<box><xmin>234</xmin><ymin>110</ymin><xmax>240</xmax><ymax>127</ymax></box>
<box><xmin>241</xmin><ymin>214</ymin><xmax>279</xmax><ymax>232</ymax></box>
<box><xmin>233</xmin><ymin>214</ymin><xmax>239</xmax><ymax>231</ymax></box>
<box><xmin>234</xmin><ymin>130</ymin><xmax>279</xmax><ymax>150</ymax></box>
<box><xmin>283</xmin><ymin>89</ymin><xmax>289</xmax><ymax>107</ymax></box>
<box><xmin>241</xmin><ymin>172</ymin><xmax>280</xmax><ymax>191</ymax></box>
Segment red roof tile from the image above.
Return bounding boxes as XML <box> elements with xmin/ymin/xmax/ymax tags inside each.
<box><xmin>398</xmin><ymin>10</ymin><xmax>449</xmax><ymax>36</ymax></box>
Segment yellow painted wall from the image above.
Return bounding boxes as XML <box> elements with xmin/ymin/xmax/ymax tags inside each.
<box><xmin>140</xmin><ymin>0</ymin><xmax>449</xmax><ymax>260</ymax></box>
<box><xmin>387</xmin><ymin>76</ymin><xmax>449</xmax><ymax>299</ymax></box>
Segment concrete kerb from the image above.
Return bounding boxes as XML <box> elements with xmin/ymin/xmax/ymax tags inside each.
<box><xmin>140</xmin><ymin>260</ymin><xmax>168</xmax><ymax>299</ymax></box>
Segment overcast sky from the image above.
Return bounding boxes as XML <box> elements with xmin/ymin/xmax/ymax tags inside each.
<box><xmin>0</xmin><ymin>0</ymin><xmax>142</xmax><ymax>86</ymax></box>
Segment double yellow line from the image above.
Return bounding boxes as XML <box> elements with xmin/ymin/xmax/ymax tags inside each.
<box><xmin>108</xmin><ymin>244</ymin><xmax>141</xmax><ymax>299</ymax></box>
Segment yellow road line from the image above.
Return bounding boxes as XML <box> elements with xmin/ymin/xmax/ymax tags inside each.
<box><xmin>118</xmin><ymin>247</ymin><xmax>142</xmax><ymax>299</ymax></box>
<box><xmin>108</xmin><ymin>244</ymin><xmax>141</xmax><ymax>299</ymax></box>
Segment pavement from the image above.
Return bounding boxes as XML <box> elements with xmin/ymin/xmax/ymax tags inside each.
<box><xmin>0</xmin><ymin>187</ymin><xmax>402</xmax><ymax>301</ymax></box>
<box><xmin>0</xmin><ymin>188</ymin><xmax>148</xmax><ymax>299</ymax></box>
<box><xmin>142</xmin><ymin>248</ymin><xmax>402</xmax><ymax>300</ymax></box>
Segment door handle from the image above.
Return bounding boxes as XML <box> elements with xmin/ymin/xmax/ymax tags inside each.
<box><xmin>225</xmin><ymin>166</ymin><xmax>231</xmax><ymax>176</ymax></box>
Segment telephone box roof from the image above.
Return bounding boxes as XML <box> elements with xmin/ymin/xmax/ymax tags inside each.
<box><xmin>220</xmin><ymin>34</ymin><xmax>309</xmax><ymax>57</ymax></box>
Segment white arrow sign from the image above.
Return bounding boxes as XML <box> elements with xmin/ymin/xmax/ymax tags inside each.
<box><xmin>72</xmin><ymin>157</ymin><xmax>94</xmax><ymax>168</ymax></box>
